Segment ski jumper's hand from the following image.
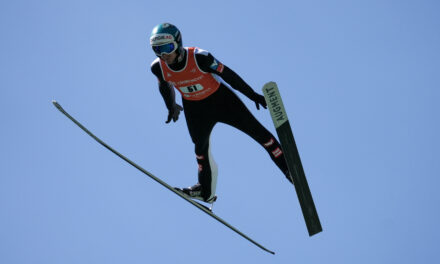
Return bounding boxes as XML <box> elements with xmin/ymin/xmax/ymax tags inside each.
<box><xmin>252</xmin><ymin>93</ymin><xmax>267</xmax><ymax>110</ymax></box>
<box><xmin>166</xmin><ymin>104</ymin><xmax>183</xmax><ymax>123</ymax></box>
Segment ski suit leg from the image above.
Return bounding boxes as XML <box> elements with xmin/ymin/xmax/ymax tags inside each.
<box><xmin>218</xmin><ymin>88</ymin><xmax>289</xmax><ymax>176</ymax></box>
<box><xmin>183</xmin><ymin>102</ymin><xmax>218</xmax><ymax>201</ymax></box>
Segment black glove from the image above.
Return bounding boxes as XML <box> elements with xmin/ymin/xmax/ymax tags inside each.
<box><xmin>166</xmin><ymin>104</ymin><xmax>183</xmax><ymax>123</ymax></box>
<box><xmin>252</xmin><ymin>93</ymin><xmax>267</xmax><ymax>110</ymax></box>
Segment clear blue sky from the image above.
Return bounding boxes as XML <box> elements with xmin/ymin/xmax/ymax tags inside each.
<box><xmin>1</xmin><ymin>0</ymin><xmax>439</xmax><ymax>263</ymax></box>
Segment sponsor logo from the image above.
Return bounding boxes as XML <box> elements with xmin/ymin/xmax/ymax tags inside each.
<box><xmin>210</xmin><ymin>59</ymin><xmax>224</xmax><ymax>73</ymax></box>
<box><xmin>150</xmin><ymin>33</ymin><xmax>173</xmax><ymax>45</ymax></box>
<box><xmin>210</xmin><ymin>60</ymin><xmax>218</xmax><ymax>69</ymax></box>
<box><xmin>264</xmin><ymin>138</ymin><xmax>275</xmax><ymax>147</ymax></box>
<box><xmin>189</xmin><ymin>188</ymin><xmax>202</xmax><ymax>196</ymax></box>
<box><xmin>272</xmin><ymin>148</ymin><xmax>283</xmax><ymax>158</ymax></box>
<box><xmin>176</xmin><ymin>75</ymin><xmax>203</xmax><ymax>85</ymax></box>
<box><xmin>265</xmin><ymin>86</ymin><xmax>286</xmax><ymax>124</ymax></box>
<box><xmin>151</xmin><ymin>35</ymin><xmax>172</xmax><ymax>41</ymax></box>
<box><xmin>217</xmin><ymin>63</ymin><xmax>224</xmax><ymax>73</ymax></box>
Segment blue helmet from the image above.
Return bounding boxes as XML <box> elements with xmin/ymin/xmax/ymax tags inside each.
<box><xmin>150</xmin><ymin>23</ymin><xmax>183</xmax><ymax>57</ymax></box>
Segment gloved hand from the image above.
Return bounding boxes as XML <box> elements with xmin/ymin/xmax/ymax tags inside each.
<box><xmin>166</xmin><ymin>104</ymin><xmax>183</xmax><ymax>123</ymax></box>
<box><xmin>252</xmin><ymin>93</ymin><xmax>267</xmax><ymax>110</ymax></box>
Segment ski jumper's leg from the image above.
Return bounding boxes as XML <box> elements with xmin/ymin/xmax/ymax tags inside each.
<box><xmin>194</xmin><ymin>138</ymin><xmax>218</xmax><ymax>201</ymax></box>
<box><xmin>183</xmin><ymin>100</ymin><xmax>218</xmax><ymax>201</ymax></box>
<box><xmin>218</xmin><ymin>87</ymin><xmax>290</xmax><ymax>178</ymax></box>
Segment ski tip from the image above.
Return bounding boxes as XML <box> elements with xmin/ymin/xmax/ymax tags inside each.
<box><xmin>52</xmin><ymin>100</ymin><xmax>63</xmax><ymax>111</ymax></box>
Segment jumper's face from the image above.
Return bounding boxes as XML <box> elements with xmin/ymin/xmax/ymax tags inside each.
<box><xmin>152</xmin><ymin>41</ymin><xmax>178</xmax><ymax>64</ymax></box>
<box><xmin>160</xmin><ymin>51</ymin><xmax>178</xmax><ymax>65</ymax></box>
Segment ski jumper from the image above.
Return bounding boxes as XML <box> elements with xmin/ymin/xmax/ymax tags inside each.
<box><xmin>151</xmin><ymin>47</ymin><xmax>288</xmax><ymax>201</ymax></box>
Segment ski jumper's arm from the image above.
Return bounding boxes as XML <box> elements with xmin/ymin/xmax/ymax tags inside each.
<box><xmin>151</xmin><ymin>60</ymin><xmax>177</xmax><ymax>110</ymax></box>
<box><xmin>195</xmin><ymin>51</ymin><xmax>262</xmax><ymax>103</ymax></box>
<box><xmin>150</xmin><ymin>60</ymin><xmax>183</xmax><ymax>123</ymax></box>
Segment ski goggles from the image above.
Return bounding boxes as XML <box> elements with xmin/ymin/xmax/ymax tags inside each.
<box><xmin>152</xmin><ymin>42</ymin><xmax>177</xmax><ymax>56</ymax></box>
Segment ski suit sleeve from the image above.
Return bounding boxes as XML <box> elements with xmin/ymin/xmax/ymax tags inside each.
<box><xmin>195</xmin><ymin>52</ymin><xmax>260</xmax><ymax>102</ymax></box>
<box><xmin>150</xmin><ymin>60</ymin><xmax>183</xmax><ymax>123</ymax></box>
<box><xmin>150</xmin><ymin>61</ymin><xmax>176</xmax><ymax>110</ymax></box>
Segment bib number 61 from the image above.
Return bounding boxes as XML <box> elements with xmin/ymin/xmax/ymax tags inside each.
<box><xmin>180</xmin><ymin>84</ymin><xmax>204</xmax><ymax>93</ymax></box>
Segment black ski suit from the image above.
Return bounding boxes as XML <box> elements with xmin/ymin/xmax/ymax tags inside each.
<box><xmin>151</xmin><ymin>47</ymin><xmax>288</xmax><ymax>201</ymax></box>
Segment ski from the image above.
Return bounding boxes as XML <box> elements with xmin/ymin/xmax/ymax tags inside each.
<box><xmin>52</xmin><ymin>100</ymin><xmax>275</xmax><ymax>255</ymax></box>
<box><xmin>262</xmin><ymin>82</ymin><xmax>323</xmax><ymax>236</ymax></box>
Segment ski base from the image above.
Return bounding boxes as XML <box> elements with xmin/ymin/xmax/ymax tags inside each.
<box><xmin>262</xmin><ymin>82</ymin><xmax>323</xmax><ymax>236</ymax></box>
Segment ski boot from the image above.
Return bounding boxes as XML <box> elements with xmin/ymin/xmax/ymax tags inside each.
<box><xmin>175</xmin><ymin>183</ymin><xmax>217</xmax><ymax>204</ymax></box>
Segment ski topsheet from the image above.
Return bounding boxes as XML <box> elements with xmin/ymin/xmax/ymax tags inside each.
<box><xmin>52</xmin><ymin>100</ymin><xmax>275</xmax><ymax>255</ymax></box>
<box><xmin>262</xmin><ymin>82</ymin><xmax>323</xmax><ymax>236</ymax></box>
